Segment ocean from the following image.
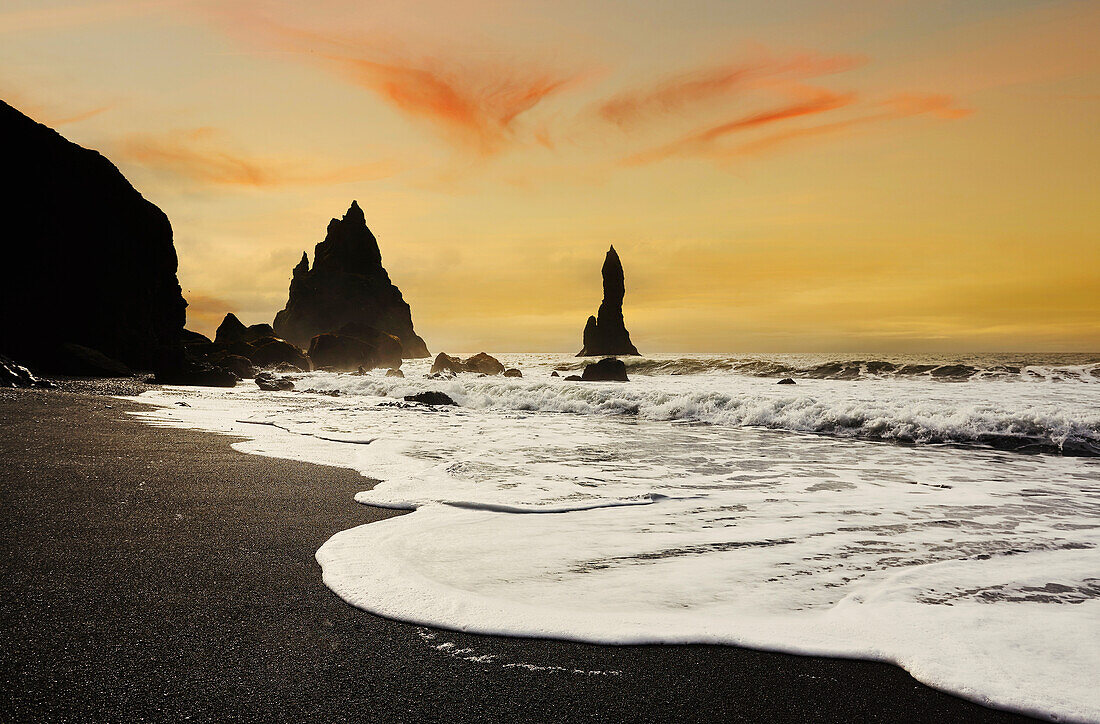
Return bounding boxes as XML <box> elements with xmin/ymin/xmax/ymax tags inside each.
<box><xmin>127</xmin><ymin>353</ymin><xmax>1100</xmax><ymax>722</ymax></box>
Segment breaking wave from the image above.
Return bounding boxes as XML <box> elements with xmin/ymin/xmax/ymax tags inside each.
<box><xmin>293</xmin><ymin>372</ymin><xmax>1100</xmax><ymax>457</ymax></box>
<box><xmin>552</xmin><ymin>356</ymin><xmax>1100</xmax><ymax>382</ymax></box>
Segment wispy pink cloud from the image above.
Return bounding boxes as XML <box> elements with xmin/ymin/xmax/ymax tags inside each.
<box><xmin>729</xmin><ymin>93</ymin><xmax>972</xmax><ymax>157</ymax></box>
<box><xmin>624</xmin><ymin>86</ymin><xmax>856</xmax><ymax>165</ymax></box>
<box><xmin>204</xmin><ymin>10</ymin><xmax>583</xmax><ymax>156</ymax></box>
<box><xmin>330</xmin><ymin>54</ymin><xmax>578</xmax><ymax>154</ymax></box>
<box><xmin>599</xmin><ymin>51</ymin><xmax>866</xmax><ymax>129</ymax></box>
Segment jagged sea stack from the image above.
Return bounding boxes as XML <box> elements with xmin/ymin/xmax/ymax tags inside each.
<box><xmin>272</xmin><ymin>202</ymin><xmax>429</xmax><ymax>358</ymax></box>
<box><xmin>577</xmin><ymin>246</ymin><xmax>640</xmax><ymax>357</ymax></box>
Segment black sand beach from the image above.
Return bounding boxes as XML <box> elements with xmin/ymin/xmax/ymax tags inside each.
<box><xmin>0</xmin><ymin>388</ymin><xmax>1037</xmax><ymax>723</ymax></box>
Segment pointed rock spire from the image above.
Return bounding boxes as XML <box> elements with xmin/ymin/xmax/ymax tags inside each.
<box><xmin>577</xmin><ymin>245</ymin><xmax>640</xmax><ymax>356</ymax></box>
<box><xmin>344</xmin><ymin>199</ymin><xmax>365</xmax><ymax>225</ymax></box>
<box><xmin>272</xmin><ymin>201</ymin><xmax>429</xmax><ymax>358</ymax></box>
<box><xmin>292</xmin><ymin>251</ymin><xmax>309</xmax><ymax>278</ymax></box>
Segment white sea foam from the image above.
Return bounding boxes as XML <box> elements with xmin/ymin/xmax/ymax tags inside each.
<box><xmin>124</xmin><ymin>352</ymin><xmax>1100</xmax><ymax>722</ymax></box>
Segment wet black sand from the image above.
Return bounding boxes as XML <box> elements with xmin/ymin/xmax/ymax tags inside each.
<box><xmin>0</xmin><ymin>388</ymin><xmax>1037</xmax><ymax>722</ymax></box>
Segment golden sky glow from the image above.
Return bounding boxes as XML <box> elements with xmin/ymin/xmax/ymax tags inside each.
<box><xmin>3</xmin><ymin>0</ymin><xmax>1097</xmax><ymax>352</ymax></box>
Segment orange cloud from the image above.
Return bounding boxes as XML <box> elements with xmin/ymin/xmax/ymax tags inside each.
<box><xmin>204</xmin><ymin>10</ymin><xmax>581</xmax><ymax>156</ymax></box>
<box><xmin>119</xmin><ymin>127</ymin><xmax>397</xmax><ymax>188</ymax></box>
<box><xmin>731</xmin><ymin>92</ymin><xmax>972</xmax><ymax>157</ymax></box>
<box><xmin>599</xmin><ymin>51</ymin><xmax>865</xmax><ymax>128</ymax></box>
<box><xmin>625</xmin><ymin>86</ymin><xmax>855</xmax><ymax>165</ymax></box>
<box><xmin>181</xmin><ymin>291</ymin><xmax>235</xmax><ymax>333</ymax></box>
<box><xmin>882</xmin><ymin>93</ymin><xmax>972</xmax><ymax>120</ymax></box>
<box><xmin>329</xmin><ymin>54</ymin><xmax>577</xmax><ymax>154</ymax></box>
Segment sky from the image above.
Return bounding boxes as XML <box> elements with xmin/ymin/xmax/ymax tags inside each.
<box><xmin>2</xmin><ymin>0</ymin><xmax>1097</xmax><ymax>352</ymax></box>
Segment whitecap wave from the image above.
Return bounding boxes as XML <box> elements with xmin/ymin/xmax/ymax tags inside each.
<box><xmin>291</xmin><ymin>369</ymin><xmax>1100</xmax><ymax>456</ymax></box>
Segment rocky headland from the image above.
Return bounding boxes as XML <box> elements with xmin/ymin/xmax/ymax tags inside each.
<box><xmin>0</xmin><ymin>100</ymin><xmax>188</xmax><ymax>377</ymax></box>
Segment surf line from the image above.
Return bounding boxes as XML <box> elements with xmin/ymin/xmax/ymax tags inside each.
<box><xmin>234</xmin><ymin>418</ymin><xmax>376</xmax><ymax>445</ymax></box>
<box><xmin>438</xmin><ymin>492</ymin><xmax>681</xmax><ymax>515</ymax></box>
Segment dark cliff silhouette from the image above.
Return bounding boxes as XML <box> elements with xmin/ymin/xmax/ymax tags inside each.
<box><xmin>577</xmin><ymin>245</ymin><xmax>640</xmax><ymax>357</ymax></box>
<box><xmin>0</xmin><ymin>100</ymin><xmax>187</xmax><ymax>372</ymax></box>
<box><xmin>272</xmin><ymin>202</ymin><xmax>429</xmax><ymax>358</ymax></box>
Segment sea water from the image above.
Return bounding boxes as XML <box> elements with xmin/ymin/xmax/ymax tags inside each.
<box><xmin>126</xmin><ymin>353</ymin><xmax>1100</xmax><ymax>722</ymax></box>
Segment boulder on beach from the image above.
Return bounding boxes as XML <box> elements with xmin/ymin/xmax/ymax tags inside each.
<box><xmin>213</xmin><ymin>354</ymin><xmax>256</xmax><ymax>380</ymax></box>
<box><xmin>430</xmin><ymin>353</ymin><xmax>463</xmax><ymax>375</ymax></box>
<box><xmin>777</xmin><ymin>378</ymin><xmax>796</xmax><ymax>385</ymax></box>
<box><xmin>564</xmin><ymin>374</ymin><xmax>582</xmax><ymax>381</ymax></box>
<box><xmin>247</xmin><ymin>338</ymin><xmax>311</xmax><ymax>372</ymax></box>
<box><xmin>0</xmin><ymin>101</ymin><xmax>187</xmax><ymax>374</ymax></box>
<box><xmin>580</xmin><ymin>358</ymin><xmax>629</xmax><ymax>382</ymax></box>
<box><xmin>308</xmin><ymin>327</ymin><xmax>402</xmax><ymax>372</ymax></box>
<box><xmin>429</xmin><ymin>352</ymin><xmax>506</xmax><ymax>375</ymax></box>
<box><xmin>404</xmin><ymin>391</ymin><xmax>457</xmax><ymax>406</ymax></box>
<box><xmin>386</xmin><ymin>368</ymin><xmax>404</xmax><ymax>378</ymax></box>
<box><xmin>0</xmin><ymin>354</ymin><xmax>53</xmax><ymax>388</ymax></box>
<box><xmin>51</xmin><ymin>343</ymin><xmax>133</xmax><ymax>378</ymax></box>
<box><xmin>550</xmin><ymin>371</ymin><xmax>560</xmax><ymax>377</ymax></box>
<box><xmin>179</xmin><ymin>329</ymin><xmax>212</xmax><ymax>346</ymax></box>
<box><xmin>503</xmin><ymin>368</ymin><xmax>522</xmax><ymax>378</ymax></box>
<box><xmin>577</xmin><ymin>246</ymin><xmax>640</xmax><ymax>357</ymax></box>
<box><xmin>463</xmin><ymin>352</ymin><xmax>506</xmax><ymax>375</ymax></box>
<box><xmin>272</xmin><ymin>201</ymin><xmax>429</xmax><ymax>358</ymax></box>
<box><xmin>155</xmin><ymin>358</ymin><xmax>237</xmax><ymax>387</ymax></box>
<box><xmin>255</xmin><ymin>372</ymin><xmax>294</xmax><ymax>391</ymax></box>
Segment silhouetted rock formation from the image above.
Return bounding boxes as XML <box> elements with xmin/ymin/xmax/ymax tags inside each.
<box><xmin>248</xmin><ymin>338</ymin><xmax>310</xmax><ymax>372</ymax></box>
<box><xmin>155</xmin><ymin>357</ymin><xmax>237</xmax><ymax>387</ymax></box>
<box><xmin>308</xmin><ymin>328</ymin><xmax>402</xmax><ymax>372</ymax></box>
<box><xmin>215</xmin><ymin>354</ymin><xmax>256</xmax><ymax>380</ymax></box>
<box><xmin>429</xmin><ymin>352</ymin><xmax>505</xmax><ymax>375</ymax></box>
<box><xmin>179</xmin><ymin>329</ymin><xmax>212</xmax><ymax>346</ymax></box>
<box><xmin>214</xmin><ymin>313</ymin><xmax>275</xmax><ymax>345</ymax></box>
<box><xmin>273</xmin><ymin>202</ymin><xmax>429</xmax><ymax>358</ymax></box>
<box><xmin>581</xmin><ymin>358</ymin><xmax>629</xmax><ymax>381</ymax></box>
<box><xmin>577</xmin><ymin>246</ymin><xmax>640</xmax><ymax>357</ymax></box>
<box><xmin>0</xmin><ymin>101</ymin><xmax>187</xmax><ymax>373</ymax></box>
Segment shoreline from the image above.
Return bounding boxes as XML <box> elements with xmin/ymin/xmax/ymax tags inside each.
<box><xmin>0</xmin><ymin>386</ymin><xmax>1039</xmax><ymax>722</ymax></box>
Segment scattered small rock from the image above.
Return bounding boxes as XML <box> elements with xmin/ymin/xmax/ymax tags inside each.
<box><xmin>503</xmin><ymin>368</ymin><xmax>522</xmax><ymax>378</ymax></box>
<box><xmin>255</xmin><ymin>372</ymin><xmax>294</xmax><ymax>391</ymax></box>
<box><xmin>777</xmin><ymin>378</ymin><xmax>796</xmax><ymax>385</ymax></box>
<box><xmin>580</xmin><ymin>358</ymin><xmax>629</xmax><ymax>382</ymax></box>
<box><xmin>550</xmin><ymin>371</ymin><xmax>560</xmax><ymax>378</ymax></box>
<box><xmin>564</xmin><ymin>375</ymin><xmax>582</xmax><ymax>381</ymax></box>
<box><xmin>430</xmin><ymin>351</ymin><xmax>505</xmax><ymax>375</ymax></box>
<box><xmin>403</xmin><ymin>391</ymin><xmax>457</xmax><ymax>406</ymax></box>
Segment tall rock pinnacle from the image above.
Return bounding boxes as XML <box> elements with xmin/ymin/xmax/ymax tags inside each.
<box><xmin>577</xmin><ymin>245</ymin><xmax>640</xmax><ymax>357</ymax></box>
<box><xmin>272</xmin><ymin>201</ymin><xmax>429</xmax><ymax>357</ymax></box>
